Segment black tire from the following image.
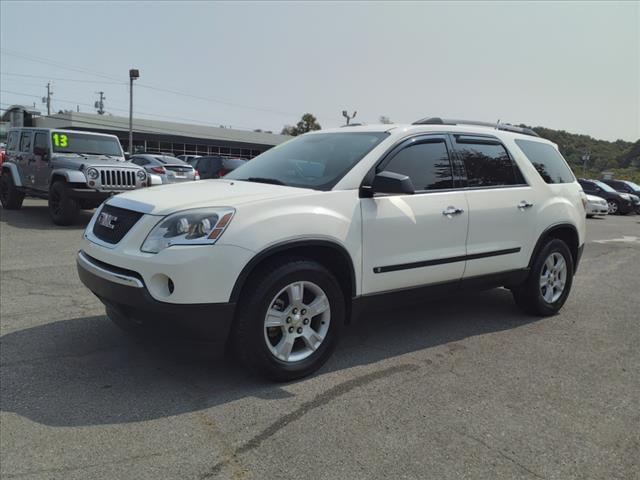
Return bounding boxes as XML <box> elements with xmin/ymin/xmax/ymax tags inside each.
<box><xmin>512</xmin><ymin>239</ymin><xmax>574</xmax><ymax>316</ymax></box>
<box><xmin>0</xmin><ymin>171</ymin><xmax>25</xmax><ymax>209</ymax></box>
<box><xmin>48</xmin><ymin>180</ymin><xmax>79</xmax><ymax>225</ymax></box>
<box><xmin>232</xmin><ymin>258</ymin><xmax>345</xmax><ymax>381</ymax></box>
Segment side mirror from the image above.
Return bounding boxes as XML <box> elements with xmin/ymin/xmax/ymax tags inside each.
<box><xmin>371</xmin><ymin>171</ymin><xmax>415</xmax><ymax>195</ymax></box>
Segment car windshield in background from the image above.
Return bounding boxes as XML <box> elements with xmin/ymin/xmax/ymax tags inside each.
<box><xmin>594</xmin><ymin>180</ymin><xmax>617</xmax><ymax>193</ymax></box>
<box><xmin>623</xmin><ymin>180</ymin><xmax>640</xmax><ymax>191</ymax></box>
<box><xmin>51</xmin><ymin>132</ymin><xmax>122</xmax><ymax>156</ymax></box>
<box><xmin>157</xmin><ymin>156</ymin><xmax>188</xmax><ymax>165</ymax></box>
<box><xmin>226</xmin><ymin>132</ymin><xmax>388</xmax><ymax>190</ymax></box>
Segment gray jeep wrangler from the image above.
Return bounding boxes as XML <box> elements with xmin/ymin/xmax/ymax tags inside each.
<box><xmin>0</xmin><ymin>128</ymin><xmax>148</xmax><ymax>225</ymax></box>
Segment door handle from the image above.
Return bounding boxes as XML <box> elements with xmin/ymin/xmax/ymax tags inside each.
<box><xmin>518</xmin><ymin>201</ymin><xmax>534</xmax><ymax>209</ymax></box>
<box><xmin>442</xmin><ymin>206</ymin><xmax>464</xmax><ymax>216</ymax></box>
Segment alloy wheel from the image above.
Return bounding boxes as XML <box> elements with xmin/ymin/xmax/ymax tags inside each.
<box><xmin>607</xmin><ymin>200</ymin><xmax>618</xmax><ymax>214</ymax></box>
<box><xmin>539</xmin><ymin>252</ymin><xmax>567</xmax><ymax>303</ymax></box>
<box><xmin>263</xmin><ymin>281</ymin><xmax>331</xmax><ymax>363</ymax></box>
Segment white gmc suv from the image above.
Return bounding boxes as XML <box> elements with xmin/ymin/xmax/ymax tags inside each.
<box><xmin>77</xmin><ymin>118</ymin><xmax>586</xmax><ymax>381</ymax></box>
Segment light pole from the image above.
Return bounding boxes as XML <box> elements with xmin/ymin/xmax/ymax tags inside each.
<box><xmin>128</xmin><ymin>69</ymin><xmax>139</xmax><ymax>153</ymax></box>
<box><xmin>582</xmin><ymin>152</ymin><xmax>590</xmax><ymax>177</ymax></box>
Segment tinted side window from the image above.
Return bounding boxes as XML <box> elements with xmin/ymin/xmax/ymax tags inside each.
<box><xmin>7</xmin><ymin>131</ymin><xmax>19</xmax><ymax>151</ymax></box>
<box><xmin>383</xmin><ymin>140</ymin><xmax>453</xmax><ymax>191</ymax></box>
<box><xmin>455</xmin><ymin>138</ymin><xmax>523</xmax><ymax>187</ymax></box>
<box><xmin>34</xmin><ymin>132</ymin><xmax>48</xmax><ymax>151</ymax></box>
<box><xmin>20</xmin><ymin>132</ymin><xmax>32</xmax><ymax>152</ymax></box>
<box><xmin>579</xmin><ymin>181</ymin><xmax>596</xmax><ymax>193</ymax></box>
<box><xmin>515</xmin><ymin>139</ymin><xmax>575</xmax><ymax>184</ymax></box>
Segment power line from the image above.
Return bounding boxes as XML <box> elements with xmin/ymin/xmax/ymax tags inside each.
<box><xmin>0</xmin><ymin>90</ymin><xmax>282</xmax><ymax>134</ymax></box>
<box><xmin>0</xmin><ymin>88</ymin><xmax>259</xmax><ymax>130</ymax></box>
<box><xmin>0</xmin><ymin>49</ymin><xmax>122</xmax><ymax>81</ymax></box>
<box><xmin>1</xmin><ymin>49</ymin><xmax>340</xmax><ymax>122</ymax></box>
<box><xmin>1</xmin><ymin>72</ymin><xmax>125</xmax><ymax>85</ymax></box>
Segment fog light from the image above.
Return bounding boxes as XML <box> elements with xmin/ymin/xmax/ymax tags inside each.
<box><xmin>167</xmin><ymin>278</ymin><xmax>175</xmax><ymax>294</ymax></box>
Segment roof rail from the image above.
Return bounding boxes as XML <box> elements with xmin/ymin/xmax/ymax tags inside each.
<box><xmin>412</xmin><ymin>117</ymin><xmax>540</xmax><ymax>137</ymax></box>
<box><xmin>340</xmin><ymin>123</ymin><xmax>365</xmax><ymax>127</ymax></box>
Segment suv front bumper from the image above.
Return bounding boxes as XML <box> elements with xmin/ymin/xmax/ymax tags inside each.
<box><xmin>77</xmin><ymin>250</ymin><xmax>235</xmax><ymax>341</ymax></box>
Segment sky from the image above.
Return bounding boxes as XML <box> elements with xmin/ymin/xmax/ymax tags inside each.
<box><xmin>1</xmin><ymin>1</ymin><xmax>638</xmax><ymax>142</ymax></box>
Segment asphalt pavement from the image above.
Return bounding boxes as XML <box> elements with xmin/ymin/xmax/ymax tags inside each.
<box><xmin>1</xmin><ymin>200</ymin><xmax>639</xmax><ymax>480</ymax></box>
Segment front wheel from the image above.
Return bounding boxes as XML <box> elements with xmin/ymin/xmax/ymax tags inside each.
<box><xmin>232</xmin><ymin>258</ymin><xmax>345</xmax><ymax>381</ymax></box>
<box><xmin>607</xmin><ymin>200</ymin><xmax>619</xmax><ymax>215</ymax></box>
<box><xmin>512</xmin><ymin>239</ymin><xmax>574</xmax><ymax>316</ymax></box>
<box><xmin>49</xmin><ymin>181</ymin><xmax>79</xmax><ymax>225</ymax></box>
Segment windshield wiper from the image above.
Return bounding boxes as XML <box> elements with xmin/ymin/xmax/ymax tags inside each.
<box><xmin>242</xmin><ymin>177</ymin><xmax>287</xmax><ymax>186</ymax></box>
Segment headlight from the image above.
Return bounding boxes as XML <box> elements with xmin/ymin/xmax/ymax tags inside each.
<box><xmin>86</xmin><ymin>168</ymin><xmax>99</xmax><ymax>180</ymax></box>
<box><xmin>136</xmin><ymin>169</ymin><xmax>147</xmax><ymax>181</ymax></box>
<box><xmin>141</xmin><ymin>208</ymin><xmax>235</xmax><ymax>253</ymax></box>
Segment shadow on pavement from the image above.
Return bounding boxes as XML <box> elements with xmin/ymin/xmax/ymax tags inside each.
<box><xmin>0</xmin><ymin>203</ymin><xmax>94</xmax><ymax>230</ymax></box>
<box><xmin>0</xmin><ymin>288</ymin><xmax>541</xmax><ymax>427</ymax></box>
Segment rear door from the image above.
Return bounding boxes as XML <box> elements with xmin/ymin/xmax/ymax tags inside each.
<box><xmin>32</xmin><ymin>130</ymin><xmax>52</xmax><ymax>191</ymax></box>
<box><xmin>451</xmin><ymin>134</ymin><xmax>536</xmax><ymax>278</ymax></box>
<box><xmin>17</xmin><ymin>130</ymin><xmax>34</xmax><ymax>187</ymax></box>
<box><xmin>361</xmin><ymin>134</ymin><xmax>469</xmax><ymax>294</ymax></box>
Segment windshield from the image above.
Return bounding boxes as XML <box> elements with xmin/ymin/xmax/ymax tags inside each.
<box><xmin>51</xmin><ymin>131</ymin><xmax>123</xmax><ymax>156</ymax></box>
<box><xmin>623</xmin><ymin>180</ymin><xmax>640</xmax><ymax>191</ymax></box>
<box><xmin>225</xmin><ymin>132</ymin><xmax>389</xmax><ymax>190</ymax></box>
<box><xmin>594</xmin><ymin>180</ymin><xmax>617</xmax><ymax>193</ymax></box>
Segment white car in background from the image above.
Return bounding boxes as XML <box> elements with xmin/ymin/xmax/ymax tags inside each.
<box><xmin>585</xmin><ymin>194</ymin><xmax>608</xmax><ymax>218</ymax></box>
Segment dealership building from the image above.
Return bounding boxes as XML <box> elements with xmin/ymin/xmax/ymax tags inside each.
<box><xmin>1</xmin><ymin>105</ymin><xmax>289</xmax><ymax>158</ymax></box>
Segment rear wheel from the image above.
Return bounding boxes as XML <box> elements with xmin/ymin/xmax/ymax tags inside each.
<box><xmin>0</xmin><ymin>171</ymin><xmax>25</xmax><ymax>209</ymax></box>
<box><xmin>513</xmin><ymin>239</ymin><xmax>574</xmax><ymax>316</ymax></box>
<box><xmin>232</xmin><ymin>258</ymin><xmax>344</xmax><ymax>381</ymax></box>
<box><xmin>48</xmin><ymin>181</ymin><xmax>79</xmax><ymax>225</ymax></box>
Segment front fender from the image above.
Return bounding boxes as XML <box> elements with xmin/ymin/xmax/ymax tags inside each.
<box><xmin>1</xmin><ymin>163</ymin><xmax>23</xmax><ymax>186</ymax></box>
<box><xmin>50</xmin><ymin>169</ymin><xmax>87</xmax><ymax>184</ymax></box>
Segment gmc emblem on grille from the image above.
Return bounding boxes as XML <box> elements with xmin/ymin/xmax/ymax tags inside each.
<box><xmin>97</xmin><ymin>212</ymin><xmax>118</xmax><ymax>230</ymax></box>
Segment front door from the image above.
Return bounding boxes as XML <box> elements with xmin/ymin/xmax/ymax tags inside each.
<box><xmin>361</xmin><ymin>135</ymin><xmax>469</xmax><ymax>295</ymax></box>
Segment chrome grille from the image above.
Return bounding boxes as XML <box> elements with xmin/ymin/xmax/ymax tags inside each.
<box><xmin>98</xmin><ymin>169</ymin><xmax>137</xmax><ymax>190</ymax></box>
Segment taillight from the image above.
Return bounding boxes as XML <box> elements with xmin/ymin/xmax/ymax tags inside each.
<box><xmin>218</xmin><ymin>169</ymin><xmax>226</xmax><ymax>178</ymax></box>
<box><xmin>195</xmin><ymin>170</ymin><xmax>200</xmax><ymax>181</ymax></box>
<box><xmin>151</xmin><ymin>166</ymin><xmax>166</xmax><ymax>174</ymax></box>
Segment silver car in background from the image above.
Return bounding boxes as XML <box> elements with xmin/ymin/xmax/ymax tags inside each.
<box><xmin>129</xmin><ymin>154</ymin><xmax>199</xmax><ymax>184</ymax></box>
<box><xmin>585</xmin><ymin>194</ymin><xmax>609</xmax><ymax>218</ymax></box>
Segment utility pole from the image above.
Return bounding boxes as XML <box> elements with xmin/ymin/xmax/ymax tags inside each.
<box><xmin>94</xmin><ymin>91</ymin><xmax>106</xmax><ymax>115</ymax></box>
<box><xmin>342</xmin><ymin>110</ymin><xmax>357</xmax><ymax>125</ymax></box>
<box><xmin>128</xmin><ymin>69</ymin><xmax>139</xmax><ymax>153</ymax></box>
<box><xmin>42</xmin><ymin>82</ymin><xmax>53</xmax><ymax>116</ymax></box>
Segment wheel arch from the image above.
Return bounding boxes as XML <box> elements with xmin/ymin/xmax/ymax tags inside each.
<box><xmin>1</xmin><ymin>163</ymin><xmax>23</xmax><ymax>187</ymax></box>
<box><xmin>529</xmin><ymin>223</ymin><xmax>580</xmax><ymax>273</ymax></box>
<box><xmin>50</xmin><ymin>169</ymin><xmax>86</xmax><ymax>185</ymax></box>
<box><xmin>230</xmin><ymin>239</ymin><xmax>357</xmax><ymax>322</ymax></box>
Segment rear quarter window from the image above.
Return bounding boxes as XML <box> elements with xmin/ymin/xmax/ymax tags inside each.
<box><xmin>515</xmin><ymin>139</ymin><xmax>575</xmax><ymax>184</ymax></box>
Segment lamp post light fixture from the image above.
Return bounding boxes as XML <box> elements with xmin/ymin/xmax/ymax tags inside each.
<box><xmin>128</xmin><ymin>69</ymin><xmax>140</xmax><ymax>154</ymax></box>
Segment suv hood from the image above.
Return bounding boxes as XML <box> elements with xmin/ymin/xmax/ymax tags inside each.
<box><xmin>52</xmin><ymin>154</ymin><xmax>130</xmax><ymax>169</ymax></box>
<box><xmin>106</xmin><ymin>179</ymin><xmax>312</xmax><ymax>215</ymax></box>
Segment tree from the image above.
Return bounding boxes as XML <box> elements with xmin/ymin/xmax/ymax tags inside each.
<box><xmin>281</xmin><ymin>113</ymin><xmax>321</xmax><ymax>136</ymax></box>
<box><xmin>379</xmin><ymin>115</ymin><xmax>392</xmax><ymax>124</ymax></box>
